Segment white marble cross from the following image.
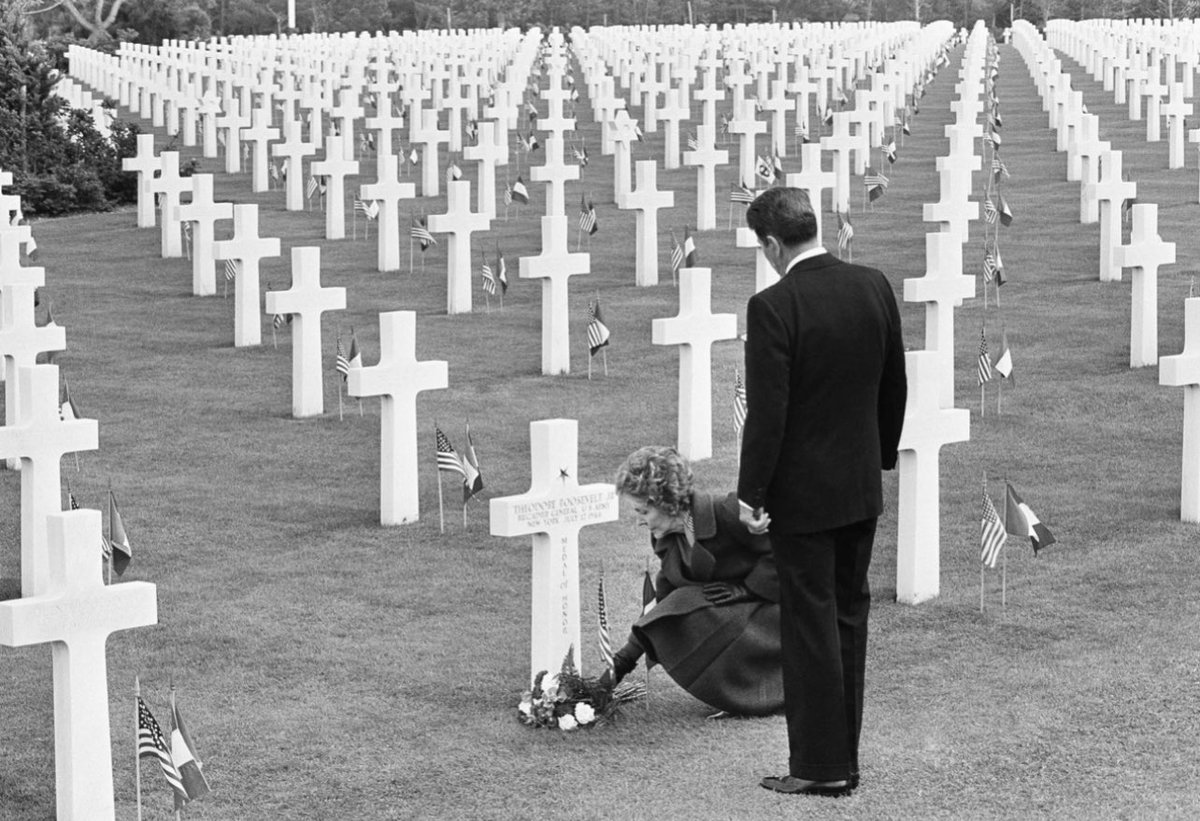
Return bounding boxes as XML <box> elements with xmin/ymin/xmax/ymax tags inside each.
<box><xmin>530</xmin><ymin>132</ymin><xmax>580</xmax><ymax>217</ymax></box>
<box><xmin>463</xmin><ymin>120</ymin><xmax>503</xmax><ymax>219</ymax></box>
<box><xmin>264</xmin><ymin>247</ymin><xmax>345</xmax><ymax>417</ymax></box>
<box><xmin>1085</xmin><ymin>150</ymin><xmax>1137</xmax><ymax>283</ymax></box>
<box><xmin>785</xmin><ymin>143</ymin><xmax>837</xmax><ymax>248</ymax></box>
<box><xmin>147</xmin><ymin>151</ymin><xmax>193</xmax><ymax>259</ymax></box>
<box><xmin>923</xmin><ymin>168</ymin><xmax>979</xmax><ymax>247</ymax></box>
<box><xmin>212</xmin><ymin>204</ymin><xmax>281</xmax><ymax>347</ymax></box>
<box><xmin>681</xmin><ymin>123</ymin><xmax>728</xmax><ymax>231</ymax></box>
<box><xmin>1164</xmin><ymin>82</ymin><xmax>1192</xmax><ymax>169</ymax></box>
<box><xmin>413</xmin><ymin>108</ymin><xmax>450</xmax><ymax>198</ymax></box>
<box><xmin>428</xmin><ymin>179</ymin><xmax>492</xmax><ymax>314</ymax></box>
<box><xmin>0</xmin><ymin>510</ymin><xmax>157</xmax><ymax>821</ymax></box>
<box><xmin>904</xmin><ymin>232</ymin><xmax>976</xmax><ymax>409</ymax></box>
<box><xmin>728</xmin><ymin>100</ymin><xmax>766</xmax><ymax>190</ymax></box>
<box><xmin>763</xmin><ymin>78</ymin><xmax>791</xmax><ymax>158</ymax></box>
<box><xmin>360</xmin><ymin>152</ymin><xmax>417</xmax><ymax>273</ymax></box>
<box><xmin>214</xmin><ymin>94</ymin><xmax>250</xmax><ymax>174</ymax></box>
<box><xmin>347</xmin><ymin>310</ymin><xmax>449</xmax><ymax>525</ymax></box>
<box><xmin>619</xmin><ymin>160</ymin><xmax>675</xmax><ymax>287</ymax></box>
<box><xmin>121</xmin><ymin>133</ymin><xmax>159</xmax><ymax>229</ymax></box>
<box><xmin>1115</xmin><ymin>203</ymin><xmax>1175</xmax><ymax>368</ymax></box>
<box><xmin>657</xmin><ymin>86</ymin><xmax>690</xmax><ymax>171</ymax></box>
<box><xmin>651</xmin><ymin>267</ymin><xmax>738</xmax><ymax>460</ymax></box>
<box><xmin>1141</xmin><ymin>72</ymin><xmax>1166</xmax><ymax>142</ymax></box>
<box><xmin>820</xmin><ymin>112</ymin><xmax>857</xmax><ymax>214</ymax></box>
<box><xmin>0</xmin><ymin>226</ymin><xmax>66</xmax><ymax>469</ymax></box>
<box><xmin>895</xmin><ymin>350</ymin><xmax>970</xmax><ymax>605</ymax></box>
<box><xmin>364</xmin><ymin>95</ymin><xmax>406</xmax><ymax>157</ymax></box>
<box><xmin>490</xmin><ymin>418</ymin><xmax>619</xmax><ymax>683</ymax></box>
<box><xmin>1072</xmin><ymin>114</ymin><xmax>1109</xmax><ymax>223</ymax></box>
<box><xmin>0</xmin><ymin>365</ymin><xmax>98</xmax><ymax>596</ymax></box>
<box><xmin>609</xmin><ymin>112</ymin><xmax>639</xmax><ymax>205</ymax></box>
<box><xmin>243</xmin><ymin>105</ymin><xmax>280</xmax><ymax>193</ymax></box>
<box><xmin>1159</xmin><ymin>296</ymin><xmax>1200</xmax><ymax>522</ymax></box>
<box><xmin>271</xmin><ymin>116</ymin><xmax>316</xmax><ymax>211</ymax></box>
<box><xmin>174</xmin><ymin>174</ymin><xmax>233</xmax><ymax>297</ymax></box>
<box><xmin>309</xmin><ymin>135</ymin><xmax>359</xmax><ymax>241</ymax></box>
<box><xmin>519</xmin><ymin>216</ymin><xmax>591</xmax><ymax>375</ymax></box>
<box><xmin>329</xmin><ymin>86</ymin><xmax>364</xmax><ymax>161</ymax></box>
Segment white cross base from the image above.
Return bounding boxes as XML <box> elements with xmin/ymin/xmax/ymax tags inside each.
<box><xmin>895</xmin><ymin>351</ymin><xmax>970</xmax><ymax>604</ymax></box>
<box><xmin>489</xmin><ymin>419</ymin><xmax>619</xmax><ymax>684</ymax></box>
<box><xmin>0</xmin><ymin>510</ymin><xmax>157</xmax><ymax>821</ymax></box>
<box><xmin>1160</xmin><ymin>297</ymin><xmax>1200</xmax><ymax>522</ymax></box>
<box><xmin>347</xmin><ymin>311</ymin><xmax>449</xmax><ymax>524</ymax></box>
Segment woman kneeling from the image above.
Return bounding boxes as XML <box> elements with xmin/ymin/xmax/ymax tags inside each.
<box><xmin>610</xmin><ymin>446</ymin><xmax>783</xmax><ymax>716</ymax></box>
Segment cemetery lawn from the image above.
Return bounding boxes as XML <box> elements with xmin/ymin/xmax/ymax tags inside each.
<box><xmin>3</xmin><ymin>39</ymin><xmax>1200</xmax><ymax>820</ymax></box>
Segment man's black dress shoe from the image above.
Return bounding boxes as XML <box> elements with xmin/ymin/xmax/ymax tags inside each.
<box><xmin>759</xmin><ymin>775</ymin><xmax>853</xmax><ymax>797</ymax></box>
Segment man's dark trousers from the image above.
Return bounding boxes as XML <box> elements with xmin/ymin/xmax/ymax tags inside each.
<box><xmin>771</xmin><ymin>517</ymin><xmax>877</xmax><ymax>782</ymax></box>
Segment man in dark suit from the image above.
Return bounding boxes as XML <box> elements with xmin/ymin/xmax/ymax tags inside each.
<box><xmin>737</xmin><ymin>187</ymin><xmax>907</xmax><ymax>796</ymax></box>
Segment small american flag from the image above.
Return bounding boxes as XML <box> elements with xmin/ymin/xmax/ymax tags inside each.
<box><xmin>980</xmin><ymin>488</ymin><xmax>1007</xmax><ymax>568</ymax></box>
<box><xmin>730</xmin><ymin>183</ymin><xmax>755</xmax><ymax>205</ymax></box>
<box><xmin>436</xmin><ymin>425</ymin><xmax>466</xmax><ymax>477</ymax></box>
<box><xmin>354</xmin><ymin>199</ymin><xmax>379</xmax><ymax>220</ymax></box>
<box><xmin>598</xmin><ymin>574</ymin><xmax>615</xmax><ymax>672</ymax></box>
<box><xmin>983</xmin><ymin>197</ymin><xmax>998</xmax><ymax>224</ymax></box>
<box><xmin>977</xmin><ymin>327</ymin><xmax>993</xmax><ymax>386</ymax></box>
<box><xmin>138</xmin><ymin>697</ymin><xmax>186</xmax><ymax>801</ymax></box>
<box><xmin>224</xmin><ymin>259</ymin><xmax>239</xmax><ymax>282</ymax></box>
<box><xmin>669</xmin><ymin>231</ymin><xmax>684</xmax><ymax>273</ymax></box>
<box><xmin>837</xmin><ymin>212</ymin><xmax>853</xmax><ymax>257</ymax></box>
<box><xmin>411</xmin><ymin>216</ymin><xmax>436</xmax><ymax>250</ymax></box>
<box><xmin>733</xmin><ymin>368</ymin><xmax>748</xmax><ymax>434</ymax></box>
<box><xmin>573</xmin><ymin>145</ymin><xmax>589</xmax><ymax>166</ymax></box>
<box><xmin>335</xmin><ymin>335</ymin><xmax>351</xmax><ymax>380</ymax></box>
<box><xmin>686</xmin><ymin>131</ymin><xmax>699</xmax><ymax>150</ymax></box>
<box><xmin>864</xmin><ymin>167</ymin><xmax>889</xmax><ymax>201</ymax></box>
<box><xmin>481</xmin><ymin>255</ymin><xmax>496</xmax><ymax>295</ymax></box>
<box><xmin>578</xmin><ymin>195</ymin><xmax>598</xmax><ymax>235</ymax></box>
<box><xmin>983</xmin><ymin>245</ymin><xmax>997</xmax><ymax>283</ymax></box>
<box><xmin>586</xmin><ymin>299</ymin><xmax>611</xmax><ymax>356</ymax></box>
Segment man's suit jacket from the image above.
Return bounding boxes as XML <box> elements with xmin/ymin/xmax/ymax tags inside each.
<box><xmin>736</xmin><ymin>251</ymin><xmax>907</xmax><ymax>535</ymax></box>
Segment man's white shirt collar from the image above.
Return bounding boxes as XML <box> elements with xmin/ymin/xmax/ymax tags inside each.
<box><xmin>783</xmin><ymin>245</ymin><xmax>828</xmax><ymax>275</ymax></box>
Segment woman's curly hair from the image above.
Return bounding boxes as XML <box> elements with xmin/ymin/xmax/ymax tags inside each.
<box><xmin>614</xmin><ymin>446</ymin><xmax>694</xmax><ymax>516</ymax></box>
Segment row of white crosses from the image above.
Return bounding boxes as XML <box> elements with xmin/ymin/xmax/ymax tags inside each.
<box><xmin>1050</xmin><ymin>20</ymin><xmax>1196</xmax><ymax>171</ymax></box>
<box><xmin>1016</xmin><ymin>23</ymin><xmax>1175</xmax><ymax>369</ymax></box>
<box><xmin>890</xmin><ymin>24</ymin><xmax>991</xmax><ymax>605</ymax></box>
<box><xmin>1013</xmin><ymin>20</ymin><xmax>1199</xmax><ymax>524</ymax></box>
<box><xmin>0</xmin><ymin>193</ymin><xmax>158</xmax><ymax>820</ymax></box>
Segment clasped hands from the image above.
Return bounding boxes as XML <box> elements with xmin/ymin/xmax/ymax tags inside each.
<box><xmin>703</xmin><ymin>582</ymin><xmax>752</xmax><ymax>605</ymax></box>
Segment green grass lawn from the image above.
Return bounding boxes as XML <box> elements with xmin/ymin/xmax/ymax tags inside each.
<box><xmin>2</xmin><ymin>37</ymin><xmax>1200</xmax><ymax>820</ymax></box>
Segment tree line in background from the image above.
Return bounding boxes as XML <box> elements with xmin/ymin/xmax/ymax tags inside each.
<box><xmin>0</xmin><ymin>0</ymin><xmax>1197</xmax><ymax>218</ymax></box>
<box><xmin>16</xmin><ymin>0</ymin><xmax>1200</xmax><ymax>46</ymax></box>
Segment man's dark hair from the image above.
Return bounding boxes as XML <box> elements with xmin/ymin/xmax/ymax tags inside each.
<box><xmin>745</xmin><ymin>187</ymin><xmax>819</xmax><ymax>247</ymax></box>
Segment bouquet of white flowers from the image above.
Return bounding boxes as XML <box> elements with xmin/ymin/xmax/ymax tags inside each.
<box><xmin>517</xmin><ymin>646</ymin><xmax>645</xmax><ymax>730</ymax></box>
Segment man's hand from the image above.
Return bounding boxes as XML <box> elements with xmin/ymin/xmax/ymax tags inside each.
<box><xmin>738</xmin><ymin>501</ymin><xmax>771</xmax><ymax>535</ymax></box>
<box><xmin>703</xmin><ymin>582</ymin><xmax>752</xmax><ymax>605</ymax></box>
